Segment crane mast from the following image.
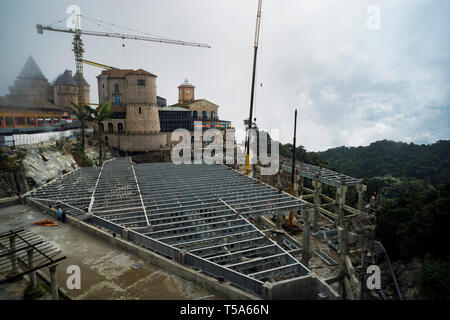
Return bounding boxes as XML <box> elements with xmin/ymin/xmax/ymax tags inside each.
<box><xmin>245</xmin><ymin>0</ymin><xmax>263</xmax><ymax>176</ymax></box>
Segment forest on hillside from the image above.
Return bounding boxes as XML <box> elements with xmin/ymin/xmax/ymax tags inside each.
<box><xmin>278</xmin><ymin>139</ymin><xmax>450</xmax><ymax>299</ymax></box>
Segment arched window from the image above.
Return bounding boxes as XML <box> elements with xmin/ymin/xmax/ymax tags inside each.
<box><xmin>202</xmin><ymin>111</ymin><xmax>207</xmax><ymax>120</ymax></box>
<box><xmin>114</xmin><ymin>83</ymin><xmax>120</xmax><ymax>93</ymax></box>
<box><xmin>118</xmin><ymin>123</ymin><xmax>124</xmax><ymax>133</ymax></box>
<box><xmin>139</xmin><ymin>107</ymin><xmax>142</xmax><ymax>114</ymax></box>
<box><xmin>108</xmin><ymin>123</ymin><xmax>114</xmax><ymax>133</ymax></box>
<box><xmin>211</xmin><ymin>111</ymin><xmax>215</xmax><ymax>120</ymax></box>
<box><xmin>193</xmin><ymin>111</ymin><xmax>197</xmax><ymax>119</ymax></box>
<box><xmin>100</xmin><ymin>123</ymin><xmax>104</xmax><ymax>133</ymax></box>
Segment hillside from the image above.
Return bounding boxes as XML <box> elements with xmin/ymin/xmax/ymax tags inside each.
<box><xmin>317</xmin><ymin>139</ymin><xmax>450</xmax><ymax>299</ymax></box>
<box><xmin>318</xmin><ymin>140</ymin><xmax>450</xmax><ymax>187</ymax></box>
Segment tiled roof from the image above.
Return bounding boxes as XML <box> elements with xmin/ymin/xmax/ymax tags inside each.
<box><xmin>97</xmin><ymin>68</ymin><xmax>157</xmax><ymax>78</ymax></box>
<box><xmin>73</xmin><ymin>72</ymin><xmax>90</xmax><ymax>86</ymax></box>
<box><xmin>0</xmin><ymin>95</ymin><xmax>60</xmax><ymax>111</ymax></box>
<box><xmin>52</xmin><ymin>70</ymin><xmax>77</xmax><ymax>86</ymax></box>
<box><xmin>17</xmin><ymin>56</ymin><xmax>47</xmax><ymax>80</ymax></box>
<box><xmin>169</xmin><ymin>99</ymin><xmax>203</xmax><ymax>108</ymax></box>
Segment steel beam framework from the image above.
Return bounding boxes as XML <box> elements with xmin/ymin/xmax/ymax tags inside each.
<box><xmin>281</xmin><ymin>163</ymin><xmax>361</xmax><ymax>187</ymax></box>
<box><xmin>28</xmin><ymin>157</ymin><xmax>309</xmax><ymax>295</ymax></box>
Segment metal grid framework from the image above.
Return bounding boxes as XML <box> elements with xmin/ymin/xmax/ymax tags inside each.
<box><xmin>28</xmin><ymin>166</ymin><xmax>101</xmax><ymax>219</ymax></box>
<box><xmin>28</xmin><ymin>157</ymin><xmax>309</xmax><ymax>295</ymax></box>
<box><xmin>0</xmin><ymin>228</ymin><xmax>66</xmax><ymax>284</ymax></box>
<box><xmin>281</xmin><ymin>162</ymin><xmax>362</xmax><ymax>187</ymax></box>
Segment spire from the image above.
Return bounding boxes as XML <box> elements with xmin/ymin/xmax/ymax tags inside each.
<box><xmin>17</xmin><ymin>56</ymin><xmax>47</xmax><ymax>80</ymax></box>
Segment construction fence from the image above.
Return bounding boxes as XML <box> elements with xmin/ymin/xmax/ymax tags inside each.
<box><xmin>0</xmin><ymin>128</ymin><xmax>93</xmax><ymax>147</ymax></box>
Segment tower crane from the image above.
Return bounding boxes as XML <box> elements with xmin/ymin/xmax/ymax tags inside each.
<box><xmin>36</xmin><ymin>14</ymin><xmax>211</xmax><ymax>107</ymax></box>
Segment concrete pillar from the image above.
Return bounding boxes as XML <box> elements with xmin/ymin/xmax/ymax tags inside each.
<box><xmin>9</xmin><ymin>235</ymin><xmax>17</xmax><ymax>272</ymax></box>
<box><xmin>49</xmin><ymin>264</ymin><xmax>59</xmax><ymax>300</ymax></box>
<box><xmin>275</xmin><ymin>212</ymin><xmax>284</xmax><ymax>229</ymax></box>
<box><xmin>302</xmin><ymin>209</ymin><xmax>312</xmax><ymax>267</ymax></box>
<box><xmin>27</xmin><ymin>249</ymin><xmax>37</xmax><ymax>289</ymax></box>
<box><xmin>356</xmin><ymin>184</ymin><xmax>367</xmax><ymax>213</ymax></box>
<box><xmin>336</xmin><ymin>185</ymin><xmax>348</xmax><ymax>227</ymax></box>
<box><xmin>312</xmin><ymin>179</ymin><xmax>322</xmax><ymax>231</ymax></box>
<box><xmin>293</xmin><ymin>171</ymin><xmax>300</xmax><ymax>197</ymax></box>
<box><xmin>122</xmin><ymin>227</ymin><xmax>130</xmax><ymax>241</ymax></box>
<box><xmin>299</xmin><ymin>176</ymin><xmax>304</xmax><ymax>197</ymax></box>
<box><xmin>338</xmin><ymin>226</ymin><xmax>348</xmax><ymax>299</ymax></box>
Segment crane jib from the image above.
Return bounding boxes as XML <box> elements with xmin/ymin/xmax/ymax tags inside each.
<box><xmin>36</xmin><ymin>24</ymin><xmax>211</xmax><ymax>48</ymax></box>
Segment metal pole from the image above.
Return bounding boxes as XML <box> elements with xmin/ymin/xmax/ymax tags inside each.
<box><xmin>290</xmin><ymin>109</ymin><xmax>297</xmax><ymax>195</ymax></box>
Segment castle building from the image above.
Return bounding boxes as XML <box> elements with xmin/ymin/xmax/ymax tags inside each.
<box><xmin>0</xmin><ymin>56</ymin><xmax>90</xmax><ymax>130</ymax></box>
<box><xmin>98</xmin><ymin>71</ymin><xmax>232</xmax><ymax>152</ymax></box>
<box><xmin>169</xmin><ymin>79</ymin><xmax>219</xmax><ymax>129</ymax></box>
<box><xmin>97</xmin><ymin>68</ymin><xmax>166</xmax><ymax>152</ymax></box>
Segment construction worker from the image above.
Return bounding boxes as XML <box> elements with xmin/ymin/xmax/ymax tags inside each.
<box><xmin>61</xmin><ymin>209</ymin><xmax>66</xmax><ymax>223</ymax></box>
<box><xmin>56</xmin><ymin>207</ymin><xmax>62</xmax><ymax>220</ymax></box>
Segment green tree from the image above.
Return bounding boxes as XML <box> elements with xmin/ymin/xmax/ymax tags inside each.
<box><xmin>68</xmin><ymin>102</ymin><xmax>91</xmax><ymax>149</ymax></box>
<box><xmin>87</xmin><ymin>103</ymin><xmax>112</xmax><ymax>165</ymax></box>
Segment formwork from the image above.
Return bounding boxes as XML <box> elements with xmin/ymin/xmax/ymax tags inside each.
<box><xmin>28</xmin><ymin>157</ymin><xmax>311</xmax><ymax>297</ymax></box>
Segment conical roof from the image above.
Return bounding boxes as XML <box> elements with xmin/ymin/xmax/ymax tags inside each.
<box><xmin>17</xmin><ymin>56</ymin><xmax>47</xmax><ymax>80</ymax></box>
<box><xmin>73</xmin><ymin>72</ymin><xmax>90</xmax><ymax>86</ymax></box>
<box><xmin>52</xmin><ymin>70</ymin><xmax>77</xmax><ymax>86</ymax></box>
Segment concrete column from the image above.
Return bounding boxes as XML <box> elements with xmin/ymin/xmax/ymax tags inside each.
<box><xmin>49</xmin><ymin>264</ymin><xmax>59</xmax><ymax>300</ymax></box>
<box><xmin>356</xmin><ymin>184</ymin><xmax>367</xmax><ymax>213</ymax></box>
<box><xmin>27</xmin><ymin>249</ymin><xmax>37</xmax><ymax>289</ymax></box>
<box><xmin>299</xmin><ymin>176</ymin><xmax>304</xmax><ymax>197</ymax></box>
<box><xmin>122</xmin><ymin>227</ymin><xmax>130</xmax><ymax>241</ymax></box>
<box><xmin>338</xmin><ymin>226</ymin><xmax>348</xmax><ymax>299</ymax></box>
<box><xmin>9</xmin><ymin>235</ymin><xmax>17</xmax><ymax>272</ymax></box>
<box><xmin>312</xmin><ymin>179</ymin><xmax>322</xmax><ymax>231</ymax></box>
<box><xmin>275</xmin><ymin>212</ymin><xmax>284</xmax><ymax>229</ymax></box>
<box><xmin>293</xmin><ymin>172</ymin><xmax>300</xmax><ymax>197</ymax></box>
<box><xmin>336</xmin><ymin>186</ymin><xmax>348</xmax><ymax>227</ymax></box>
<box><xmin>302</xmin><ymin>209</ymin><xmax>312</xmax><ymax>267</ymax></box>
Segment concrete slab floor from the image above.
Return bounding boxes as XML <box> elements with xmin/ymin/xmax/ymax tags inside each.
<box><xmin>0</xmin><ymin>204</ymin><xmax>225</xmax><ymax>300</ymax></box>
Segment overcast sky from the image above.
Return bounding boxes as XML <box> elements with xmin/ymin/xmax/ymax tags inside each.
<box><xmin>0</xmin><ymin>0</ymin><xmax>448</xmax><ymax>151</ymax></box>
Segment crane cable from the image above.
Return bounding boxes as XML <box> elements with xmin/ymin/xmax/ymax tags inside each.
<box><xmin>79</xmin><ymin>14</ymin><xmax>174</xmax><ymax>41</ymax></box>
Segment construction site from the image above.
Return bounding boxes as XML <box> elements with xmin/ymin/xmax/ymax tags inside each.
<box><xmin>0</xmin><ymin>1</ymin><xmax>408</xmax><ymax>303</ymax></box>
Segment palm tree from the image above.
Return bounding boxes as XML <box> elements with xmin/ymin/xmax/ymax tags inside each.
<box><xmin>68</xmin><ymin>102</ymin><xmax>90</xmax><ymax>149</ymax></box>
<box><xmin>87</xmin><ymin>103</ymin><xmax>111</xmax><ymax>165</ymax></box>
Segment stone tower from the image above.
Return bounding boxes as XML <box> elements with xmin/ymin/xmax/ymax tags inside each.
<box><xmin>8</xmin><ymin>56</ymin><xmax>51</xmax><ymax>103</ymax></box>
<box><xmin>52</xmin><ymin>70</ymin><xmax>90</xmax><ymax>108</ymax></box>
<box><xmin>125</xmin><ymin>70</ymin><xmax>160</xmax><ymax>133</ymax></box>
<box><xmin>178</xmin><ymin>78</ymin><xmax>195</xmax><ymax>103</ymax></box>
<box><xmin>97</xmin><ymin>68</ymin><xmax>161</xmax><ymax>134</ymax></box>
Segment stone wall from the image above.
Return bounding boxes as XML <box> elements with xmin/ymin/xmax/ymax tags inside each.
<box><xmin>103</xmin><ymin>132</ymin><xmax>167</xmax><ymax>152</ymax></box>
<box><xmin>189</xmin><ymin>99</ymin><xmax>219</xmax><ymax>120</ymax></box>
<box><xmin>125</xmin><ymin>104</ymin><xmax>160</xmax><ymax>133</ymax></box>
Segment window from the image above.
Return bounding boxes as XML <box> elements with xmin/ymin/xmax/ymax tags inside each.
<box><xmin>187</xmin><ymin>89</ymin><xmax>191</xmax><ymax>94</ymax></box>
<box><xmin>114</xmin><ymin>83</ymin><xmax>120</xmax><ymax>93</ymax></box>
<box><xmin>100</xmin><ymin>123</ymin><xmax>104</xmax><ymax>132</ymax></box>
<box><xmin>113</xmin><ymin>95</ymin><xmax>121</xmax><ymax>105</ymax></box>
<box><xmin>139</xmin><ymin>107</ymin><xmax>142</xmax><ymax>114</ymax></box>
<box><xmin>108</xmin><ymin>123</ymin><xmax>114</xmax><ymax>133</ymax></box>
<box><xmin>211</xmin><ymin>111</ymin><xmax>215</xmax><ymax>120</ymax></box>
<box><xmin>202</xmin><ymin>111</ymin><xmax>207</xmax><ymax>120</ymax></box>
<box><xmin>193</xmin><ymin>111</ymin><xmax>197</xmax><ymax>119</ymax></box>
<box><xmin>118</xmin><ymin>123</ymin><xmax>124</xmax><ymax>133</ymax></box>
<box><xmin>137</xmin><ymin>79</ymin><xmax>145</xmax><ymax>86</ymax></box>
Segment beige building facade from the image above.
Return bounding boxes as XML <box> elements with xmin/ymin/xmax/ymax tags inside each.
<box><xmin>97</xmin><ymin>68</ymin><xmax>166</xmax><ymax>152</ymax></box>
